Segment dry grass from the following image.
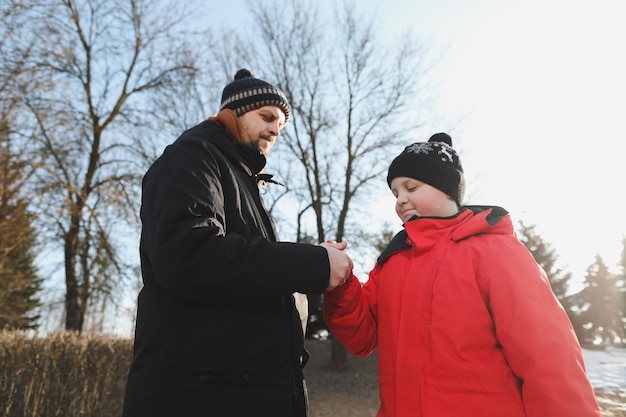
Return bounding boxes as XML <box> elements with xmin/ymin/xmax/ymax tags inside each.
<box><xmin>0</xmin><ymin>330</ymin><xmax>131</xmax><ymax>417</ymax></box>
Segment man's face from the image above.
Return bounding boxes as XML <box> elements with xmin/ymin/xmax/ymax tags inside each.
<box><xmin>237</xmin><ymin>106</ymin><xmax>287</xmax><ymax>157</ymax></box>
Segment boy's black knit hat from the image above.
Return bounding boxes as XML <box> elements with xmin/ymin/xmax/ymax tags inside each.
<box><xmin>386</xmin><ymin>132</ymin><xmax>465</xmax><ymax>206</ymax></box>
<box><xmin>220</xmin><ymin>68</ymin><xmax>291</xmax><ymax>123</ymax></box>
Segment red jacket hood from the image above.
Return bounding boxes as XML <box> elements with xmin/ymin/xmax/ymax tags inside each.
<box><xmin>378</xmin><ymin>205</ymin><xmax>512</xmax><ymax>265</ymax></box>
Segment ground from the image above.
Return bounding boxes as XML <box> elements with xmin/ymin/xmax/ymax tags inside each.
<box><xmin>304</xmin><ymin>339</ymin><xmax>379</xmax><ymax>417</ymax></box>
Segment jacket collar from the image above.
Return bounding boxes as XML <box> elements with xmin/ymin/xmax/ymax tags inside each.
<box><xmin>207</xmin><ymin>109</ymin><xmax>267</xmax><ymax>176</ymax></box>
<box><xmin>376</xmin><ymin>205</ymin><xmax>511</xmax><ymax>265</ymax></box>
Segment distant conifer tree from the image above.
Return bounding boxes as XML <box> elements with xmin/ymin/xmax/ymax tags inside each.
<box><xmin>0</xmin><ymin>127</ymin><xmax>42</xmax><ymax>330</ymax></box>
<box><xmin>517</xmin><ymin>221</ymin><xmax>582</xmax><ymax>338</ymax></box>
<box><xmin>576</xmin><ymin>255</ymin><xmax>624</xmax><ymax>344</ymax></box>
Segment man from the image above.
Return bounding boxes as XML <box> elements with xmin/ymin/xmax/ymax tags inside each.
<box><xmin>122</xmin><ymin>69</ymin><xmax>353</xmax><ymax>417</ymax></box>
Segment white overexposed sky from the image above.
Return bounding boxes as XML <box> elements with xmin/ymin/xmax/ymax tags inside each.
<box><xmin>205</xmin><ymin>0</ymin><xmax>626</xmax><ymax>284</ymax></box>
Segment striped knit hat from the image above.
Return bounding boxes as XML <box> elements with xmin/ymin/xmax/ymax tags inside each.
<box><xmin>219</xmin><ymin>69</ymin><xmax>291</xmax><ymax>123</ymax></box>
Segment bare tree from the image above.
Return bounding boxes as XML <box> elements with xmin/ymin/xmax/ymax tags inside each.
<box><xmin>2</xmin><ymin>0</ymin><xmax>210</xmax><ymax>332</ymax></box>
<box><xmin>240</xmin><ymin>0</ymin><xmax>436</xmax><ymax>367</ymax></box>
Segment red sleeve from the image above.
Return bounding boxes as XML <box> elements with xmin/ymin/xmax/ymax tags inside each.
<box><xmin>322</xmin><ymin>268</ymin><xmax>380</xmax><ymax>357</ymax></box>
<box><xmin>480</xmin><ymin>237</ymin><xmax>601</xmax><ymax>417</ymax></box>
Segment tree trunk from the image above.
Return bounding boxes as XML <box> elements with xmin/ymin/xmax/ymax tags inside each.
<box><xmin>64</xmin><ymin>217</ymin><xmax>83</xmax><ymax>332</ymax></box>
<box><xmin>331</xmin><ymin>337</ymin><xmax>347</xmax><ymax>368</ymax></box>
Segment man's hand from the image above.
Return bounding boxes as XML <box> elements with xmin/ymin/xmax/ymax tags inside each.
<box><xmin>321</xmin><ymin>240</ymin><xmax>353</xmax><ymax>291</ymax></box>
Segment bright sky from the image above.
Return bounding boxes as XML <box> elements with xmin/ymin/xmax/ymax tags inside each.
<box><xmin>210</xmin><ymin>0</ymin><xmax>626</xmax><ymax>283</ymax></box>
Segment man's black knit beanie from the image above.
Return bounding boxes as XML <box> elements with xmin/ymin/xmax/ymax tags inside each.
<box><xmin>220</xmin><ymin>68</ymin><xmax>291</xmax><ymax>123</ymax></box>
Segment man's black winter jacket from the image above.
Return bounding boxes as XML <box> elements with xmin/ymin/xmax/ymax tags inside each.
<box><xmin>122</xmin><ymin>120</ymin><xmax>330</xmax><ymax>417</ymax></box>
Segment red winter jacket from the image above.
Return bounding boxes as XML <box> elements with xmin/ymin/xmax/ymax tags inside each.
<box><xmin>324</xmin><ymin>206</ymin><xmax>601</xmax><ymax>417</ymax></box>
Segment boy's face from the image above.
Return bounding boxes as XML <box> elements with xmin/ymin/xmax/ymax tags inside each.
<box><xmin>237</xmin><ymin>106</ymin><xmax>287</xmax><ymax>157</ymax></box>
<box><xmin>390</xmin><ymin>176</ymin><xmax>458</xmax><ymax>222</ymax></box>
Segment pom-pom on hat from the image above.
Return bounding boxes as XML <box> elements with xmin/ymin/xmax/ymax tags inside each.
<box><xmin>220</xmin><ymin>68</ymin><xmax>291</xmax><ymax>123</ymax></box>
<box><xmin>386</xmin><ymin>132</ymin><xmax>465</xmax><ymax>206</ymax></box>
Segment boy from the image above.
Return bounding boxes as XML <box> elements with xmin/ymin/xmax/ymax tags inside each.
<box><xmin>322</xmin><ymin>133</ymin><xmax>601</xmax><ymax>417</ymax></box>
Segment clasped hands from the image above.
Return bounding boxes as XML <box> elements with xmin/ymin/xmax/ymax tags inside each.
<box><xmin>320</xmin><ymin>240</ymin><xmax>353</xmax><ymax>292</ymax></box>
